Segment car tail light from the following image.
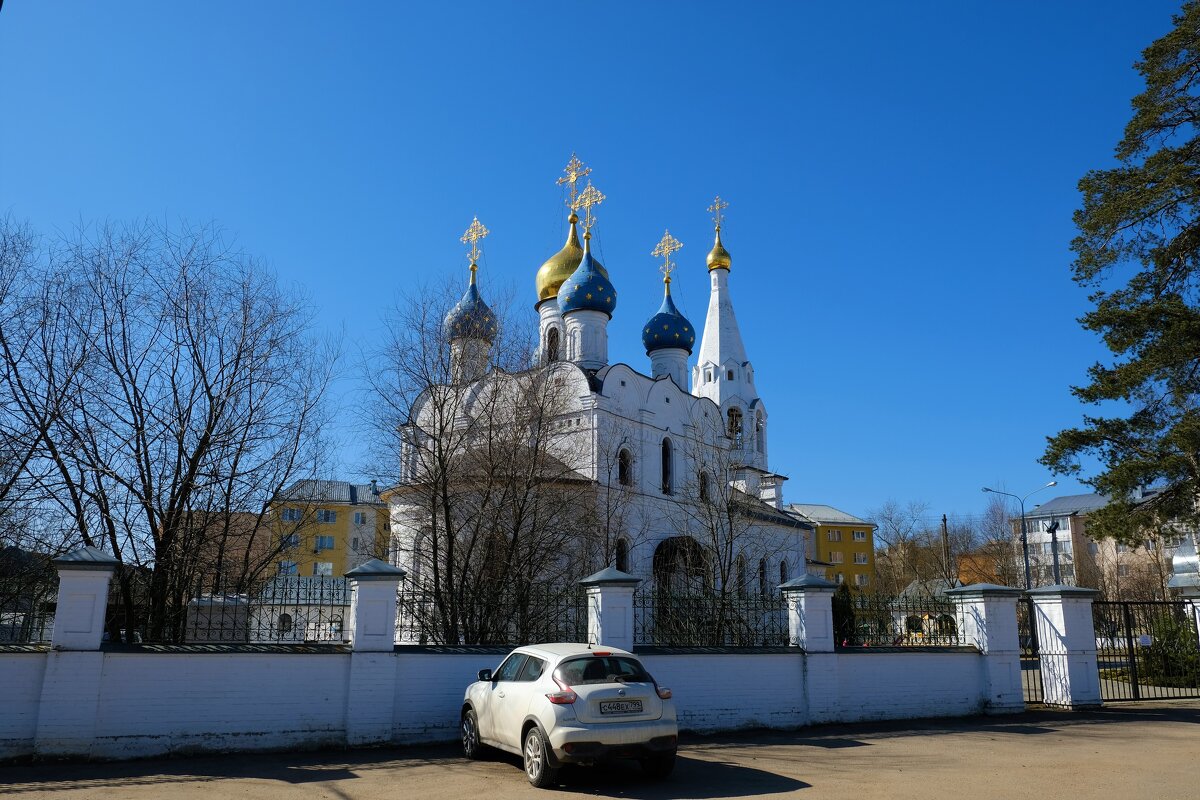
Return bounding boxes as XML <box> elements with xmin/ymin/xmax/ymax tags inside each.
<box><xmin>592</xmin><ymin>651</ymin><xmax>611</xmax><ymax>656</ymax></box>
<box><xmin>546</xmin><ymin>675</ymin><xmax>577</xmax><ymax>705</ymax></box>
<box><xmin>656</xmin><ymin>686</ymin><xmax>672</xmax><ymax>700</ymax></box>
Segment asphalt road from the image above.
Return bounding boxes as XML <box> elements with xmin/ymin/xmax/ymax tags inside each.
<box><xmin>3</xmin><ymin>701</ymin><xmax>1198</xmax><ymax>800</ymax></box>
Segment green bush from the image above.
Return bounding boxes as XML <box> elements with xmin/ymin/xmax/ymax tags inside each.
<box><xmin>1139</xmin><ymin>614</ymin><xmax>1200</xmax><ymax>688</ymax></box>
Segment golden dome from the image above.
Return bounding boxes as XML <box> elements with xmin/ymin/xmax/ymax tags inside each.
<box><xmin>536</xmin><ymin>213</ymin><xmax>607</xmax><ymax>302</ymax></box>
<box><xmin>706</xmin><ymin>228</ymin><xmax>732</xmax><ymax>271</ymax></box>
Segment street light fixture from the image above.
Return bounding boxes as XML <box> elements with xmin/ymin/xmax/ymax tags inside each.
<box><xmin>982</xmin><ymin>481</ymin><xmax>1058</xmax><ymax>591</ymax></box>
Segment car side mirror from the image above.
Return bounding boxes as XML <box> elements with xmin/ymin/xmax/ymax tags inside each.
<box><xmin>478</xmin><ymin>668</ymin><xmax>492</xmax><ymax>682</ymax></box>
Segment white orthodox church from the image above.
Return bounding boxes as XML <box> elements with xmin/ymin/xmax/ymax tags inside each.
<box><xmin>387</xmin><ymin>159</ymin><xmax>811</xmax><ymax>594</ymax></box>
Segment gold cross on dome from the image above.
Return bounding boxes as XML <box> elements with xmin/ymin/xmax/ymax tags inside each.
<box><xmin>556</xmin><ymin>153</ymin><xmax>591</xmax><ymax>207</ymax></box>
<box><xmin>652</xmin><ymin>229</ymin><xmax>684</xmax><ymax>283</ymax></box>
<box><xmin>460</xmin><ymin>216</ymin><xmax>489</xmax><ymax>266</ymax></box>
<box><xmin>573</xmin><ymin>180</ymin><xmax>605</xmax><ymax>233</ymax></box>
<box><xmin>708</xmin><ymin>195</ymin><xmax>729</xmax><ymax>230</ymax></box>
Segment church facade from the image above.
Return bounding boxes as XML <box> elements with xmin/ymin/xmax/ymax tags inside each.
<box><xmin>387</xmin><ymin>158</ymin><xmax>810</xmax><ymax>598</ymax></box>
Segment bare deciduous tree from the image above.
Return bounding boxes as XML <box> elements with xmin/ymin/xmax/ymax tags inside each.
<box><xmin>0</xmin><ymin>219</ymin><xmax>337</xmax><ymax>641</ymax></box>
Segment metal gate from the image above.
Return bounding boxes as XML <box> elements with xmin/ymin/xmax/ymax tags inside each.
<box><xmin>1092</xmin><ymin>600</ymin><xmax>1200</xmax><ymax>701</ymax></box>
<box><xmin>1017</xmin><ymin>597</ymin><xmax>1044</xmax><ymax>703</ymax></box>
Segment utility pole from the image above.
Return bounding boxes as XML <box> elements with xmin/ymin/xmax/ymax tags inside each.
<box><xmin>941</xmin><ymin>514</ymin><xmax>955</xmax><ymax>587</ymax></box>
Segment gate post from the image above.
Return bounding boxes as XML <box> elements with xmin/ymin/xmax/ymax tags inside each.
<box><xmin>945</xmin><ymin>583</ymin><xmax>1024</xmax><ymax>713</ymax></box>
<box><xmin>580</xmin><ymin>567</ymin><xmax>641</xmax><ymax>651</ymax></box>
<box><xmin>780</xmin><ymin>574</ymin><xmax>836</xmax><ymax>652</ymax></box>
<box><xmin>345</xmin><ymin>559</ymin><xmax>405</xmax><ymax>747</ymax></box>
<box><xmin>1028</xmin><ymin>585</ymin><xmax>1102</xmax><ymax>709</ymax></box>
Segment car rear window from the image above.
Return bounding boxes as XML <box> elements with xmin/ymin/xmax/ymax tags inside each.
<box><xmin>556</xmin><ymin>656</ymin><xmax>652</xmax><ymax>686</ymax></box>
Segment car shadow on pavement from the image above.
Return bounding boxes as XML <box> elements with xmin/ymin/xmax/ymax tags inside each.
<box><xmin>477</xmin><ymin>751</ymin><xmax>809</xmax><ymax>798</ymax></box>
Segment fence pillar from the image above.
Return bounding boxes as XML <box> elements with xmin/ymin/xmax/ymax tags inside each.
<box><xmin>580</xmin><ymin>567</ymin><xmax>641</xmax><ymax>651</ymax></box>
<box><xmin>946</xmin><ymin>583</ymin><xmax>1024</xmax><ymax>713</ymax></box>
<box><xmin>344</xmin><ymin>559</ymin><xmax>405</xmax><ymax>747</ymax></box>
<box><xmin>346</xmin><ymin>559</ymin><xmax>405</xmax><ymax>652</ymax></box>
<box><xmin>1029</xmin><ymin>585</ymin><xmax>1102</xmax><ymax>709</ymax></box>
<box><xmin>34</xmin><ymin>547</ymin><xmax>119</xmax><ymax>757</ymax></box>
<box><xmin>780</xmin><ymin>574</ymin><xmax>837</xmax><ymax>653</ymax></box>
<box><xmin>50</xmin><ymin>546</ymin><xmax>119</xmax><ymax>651</ymax></box>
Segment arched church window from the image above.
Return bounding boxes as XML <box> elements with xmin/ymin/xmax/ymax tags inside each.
<box><xmin>756</xmin><ymin>411</ymin><xmax>765</xmax><ymax>453</ymax></box>
<box><xmin>615</xmin><ymin>538</ymin><xmax>630</xmax><ymax>572</ymax></box>
<box><xmin>758</xmin><ymin>558</ymin><xmax>768</xmax><ymax>596</ymax></box>
<box><xmin>547</xmin><ymin>327</ymin><xmax>560</xmax><ymax>362</ymax></box>
<box><xmin>727</xmin><ymin>407</ymin><xmax>743</xmax><ymax>447</ymax></box>
<box><xmin>736</xmin><ymin>554</ymin><xmax>748</xmax><ymax>597</ymax></box>
<box><xmin>661</xmin><ymin>438</ymin><xmax>673</xmax><ymax>495</ymax></box>
<box><xmin>617</xmin><ymin>449</ymin><xmax>633</xmax><ymax>486</ymax></box>
<box><xmin>779</xmin><ymin>560</ymin><xmax>788</xmax><ymax>585</ymax></box>
<box><xmin>727</xmin><ymin>369</ymin><xmax>735</xmax><ymax>381</ymax></box>
<box><xmin>698</xmin><ymin>471</ymin><xmax>711</xmax><ymax>502</ymax></box>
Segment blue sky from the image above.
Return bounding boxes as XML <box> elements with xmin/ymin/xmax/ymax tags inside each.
<box><xmin>0</xmin><ymin>1</ymin><xmax>1182</xmax><ymax>524</ymax></box>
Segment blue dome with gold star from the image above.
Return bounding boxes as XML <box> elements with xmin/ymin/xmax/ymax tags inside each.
<box><xmin>558</xmin><ymin>238</ymin><xmax>616</xmax><ymax>318</ymax></box>
<box><xmin>642</xmin><ymin>284</ymin><xmax>695</xmax><ymax>354</ymax></box>
<box><xmin>444</xmin><ymin>269</ymin><xmax>498</xmax><ymax>342</ymax></box>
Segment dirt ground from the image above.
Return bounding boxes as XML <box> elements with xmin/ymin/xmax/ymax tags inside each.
<box><xmin>3</xmin><ymin>701</ymin><xmax>1198</xmax><ymax>800</ymax></box>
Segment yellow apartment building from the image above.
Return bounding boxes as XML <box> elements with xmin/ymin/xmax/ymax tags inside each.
<box><xmin>785</xmin><ymin>504</ymin><xmax>876</xmax><ymax>589</ymax></box>
<box><xmin>271</xmin><ymin>480</ymin><xmax>390</xmax><ymax>577</ymax></box>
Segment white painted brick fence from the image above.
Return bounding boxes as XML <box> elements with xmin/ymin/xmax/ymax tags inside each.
<box><xmin>0</xmin><ymin>554</ymin><xmax>1103</xmax><ymax>761</ymax></box>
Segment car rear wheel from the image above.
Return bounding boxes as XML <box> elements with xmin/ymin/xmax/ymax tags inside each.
<box><xmin>461</xmin><ymin>709</ymin><xmax>484</xmax><ymax>760</ymax></box>
<box><xmin>523</xmin><ymin>726</ymin><xmax>558</xmax><ymax>788</ymax></box>
<box><xmin>641</xmin><ymin>752</ymin><xmax>676</xmax><ymax>780</ymax></box>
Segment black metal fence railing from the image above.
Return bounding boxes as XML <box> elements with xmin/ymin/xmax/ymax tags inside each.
<box><xmin>834</xmin><ymin>594</ymin><xmax>966</xmax><ymax>648</ymax></box>
<box><xmin>0</xmin><ymin>580</ymin><xmax>56</xmax><ymax>644</ymax></box>
<box><xmin>633</xmin><ymin>589</ymin><xmax>788</xmax><ymax>647</ymax></box>
<box><xmin>1017</xmin><ymin>597</ymin><xmax>1044</xmax><ymax>703</ymax></box>
<box><xmin>110</xmin><ymin>574</ymin><xmax>351</xmax><ymax>645</ymax></box>
<box><xmin>1093</xmin><ymin>600</ymin><xmax>1200</xmax><ymax>701</ymax></box>
<box><xmin>396</xmin><ymin>583</ymin><xmax>588</xmax><ymax>646</ymax></box>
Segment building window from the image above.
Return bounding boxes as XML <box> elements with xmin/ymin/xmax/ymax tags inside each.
<box><xmin>855</xmin><ymin>574</ymin><xmax>869</xmax><ymax>587</ymax></box>
<box><xmin>853</xmin><ymin>530</ymin><xmax>867</xmax><ymax>541</ymax></box>
<box><xmin>351</xmin><ymin>537</ymin><xmax>360</xmax><ymax>552</ymax></box>
<box><xmin>779</xmin><ymin>560</ymin><xmax>788</xmax><ymax>584</ymax></box>
<box><xmin>278</xmin><ymin>560</ymin><xmax>298</xmax><ymax>576</ymax></box>
<box><xmin>615</xmin><ymin>538</ymin><xmax>630</xmax><ymax>572</ymax></box>
<box><xmin>1089</xmin><ymin>542</ymin><xmax>1100</xmax><ymax>555</ymax></box>
<box><xmin>727</xmin><ymin>407</ymin><xmax>743</xmax><ymax>446</ymax></box>
<box><xmin>831</xmin><ymin>551</ymin><xmax>844</xmax><ymax>564</ymax></box>
<box><xmin>1118</xmin><ymin>564</ymin><xmax>1130</xmax><ymax>577</ymax></box>
<box><xmin>836</xmin><ymin>572</ymin><xmax>845</xmax><ymax>584</ymax></box>
<box><xmin>281</xmin><ymin>507</ymin><xmax>302</xmax><ymax>522</ymax></box>
<box><xmin>277</xmin><ymin>613</ymin><xmax>293</xmax><ymax>634</ymax></box>
<box><xmin>699</xmin><ymin>471</ymin><xmax>711</xmax><ymax>502</ymax></box>
<box><xmin>736</xmin><ymin>554</ymin><xmax>748</xmax><ymax>597</ymax></box>
<box><xmin>854</xmin><ymin>552</ymin><xmax>868</xmax><ymax>564</ymax></box>
<box><xmin>316</xmin><ymin>509</ymin><xmax>337</xmax><ymax>524</ymax></box>
<box><xmin>661</xmin><ymin>438</ymin><xmax>673</xmax><ymax>495</ymax></box>
<box><xmin>281</xmin><ymin>533</ymin><xmax>300</xmax><ymax>549</ymax></box>
<box><xmin>618</xmin><ymin>448</ymin><xmax>633</xmax><ymax>487</ymax></box>
<box><xmin>547</xmin><ymin>327</ymin><xmax>561</xmax><ymax>362</ymax></box>
<box><xmin>314</xmin><ymin>562</ymin><xmax>333</xmax><ymax>576</ymax></box>
<box><xmin>758</xmin><ymin>558</ymin><xmax>768</xmax><ymax>596</ymax></box>
<box><xmin>315</xmin><ymin>535</ymin><xmax>335</xmax><ymax>551</ymax></box>
<box><xmin>755</xmin><ymin>411</ymin><xmax>765</xmax><ymax>452</ymax></box>
<box><xmin>726</xmin><ymin>369</ymin><xmax>734</xmax><ymax>381</ymax></box>
<box><xmin>827</xmin><ymin>529</ymin><xmax>842</xmax><ymax>542</ymax></box>
<box><xmin>354</xmin><ymin>511</ymin><xmax>367</xmax><ymax>525</ymax></box>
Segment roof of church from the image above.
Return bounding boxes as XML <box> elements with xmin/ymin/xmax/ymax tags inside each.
<box><xmin>642</xmin><ymin>285</ymin><xmax>695</xmax><ymax>354</ymax></box>
<box><xmin>444</xmin><ymin>273</ymin><xmax>497</xmax><ymax>343</ymax></box>
<box><xmin>558</xmin><ymin>237</ymin><xmax>616</xmax><ymax>318</ymax></box>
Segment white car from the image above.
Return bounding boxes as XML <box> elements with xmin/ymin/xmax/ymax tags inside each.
<box><xmin>460</xmin><ymin>642</ymin><xmax>678</xmax><ymax>788</ymax></box>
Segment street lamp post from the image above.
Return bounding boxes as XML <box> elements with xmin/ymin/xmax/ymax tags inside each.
<box><xmin>982</xmin><ymin>481</ymin><xmax>1058</xmax><ymax>591</ymax></box>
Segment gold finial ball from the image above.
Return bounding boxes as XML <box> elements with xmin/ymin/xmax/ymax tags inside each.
<box><xmin>707</xmin><ymin>230</ymin><xmax>732</xmax><ymax>271</ymax></box>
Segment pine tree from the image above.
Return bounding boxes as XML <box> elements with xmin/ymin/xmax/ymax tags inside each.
<box><xmin>1043</xmin><ymin>2</ymin><xmax>1200</xmax><ymax>539</ymax></box>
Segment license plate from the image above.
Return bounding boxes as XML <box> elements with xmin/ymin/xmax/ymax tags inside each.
<box><xmin>600</xmin><ymin>699</ymin><xmax>643</xmax><ymax>715</ymax></box>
